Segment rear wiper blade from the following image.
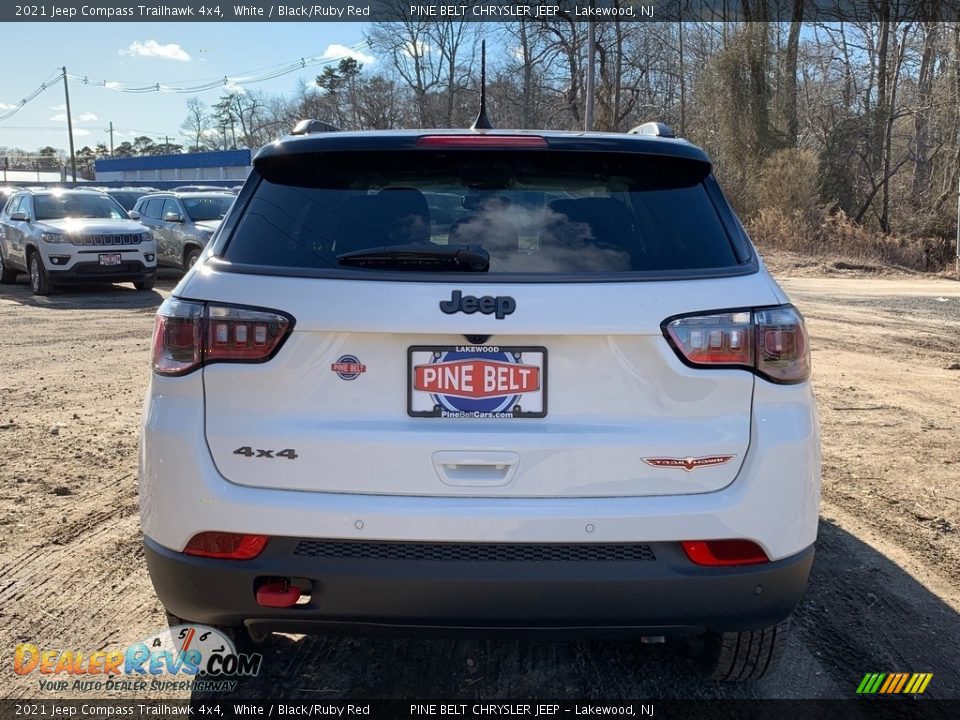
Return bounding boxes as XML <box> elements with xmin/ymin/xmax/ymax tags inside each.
<box><xmin>336</xmin><ymin>244</ymin><xmax>490</xmax><ymax>272</ymax></box>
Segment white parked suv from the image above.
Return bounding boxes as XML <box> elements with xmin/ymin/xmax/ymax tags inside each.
<box><xmin>0</xmin><ymin>188</ymin><xmax>157</xmax><ymax>294</ymax></box>
<box><xmin>140</xmin><ymin>124</ymin><xmax>821</xmax><ymax>680</ymax></box>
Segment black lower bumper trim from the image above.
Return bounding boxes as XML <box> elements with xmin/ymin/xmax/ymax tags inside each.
<box><xmin>144</xmin><ymin>537</ymin><xmax>814</xmax><ymax>635</ymax></box>
<box><xmin>48</xmin><ymin>260</ymin><xmax>155</xmax><ymax>284</ymax></box>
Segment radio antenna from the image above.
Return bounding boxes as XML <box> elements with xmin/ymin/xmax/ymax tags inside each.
<box><xmin>471</xmin><ymin>40</ymin><xmax>493</xmax><ymax>130</ymax></box>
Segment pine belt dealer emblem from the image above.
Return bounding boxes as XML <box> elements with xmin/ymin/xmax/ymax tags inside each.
<box><xmin>643</xmin><ymin>455</ymin><xmax>735</xmax><ymax>471</ymax></box>
<box><xmin>331</xmin><ymin>355</ymin><xmax>366</xmax><ymax>381</ymax></box>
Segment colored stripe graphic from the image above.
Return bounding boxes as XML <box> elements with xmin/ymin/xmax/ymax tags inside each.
<box><xmin>893</xmin><ymin>673</ymin><xmax>909</xmax><ymax>693</ymax></box>
<box><xmin>858</xmin><ymin>673</ymin><xmax>932</xmax><ymax>694</ymax></box>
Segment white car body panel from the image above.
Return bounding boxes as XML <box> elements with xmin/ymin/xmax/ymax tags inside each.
<box><xmin>182</xmin><ymin>268</ymin><xmax>782</xmax><ymax>497</ymax></box>
<box><xmin>139</xmin><ymin>365</ymin><xmax>820</xmax><ymax>561</ymax></box>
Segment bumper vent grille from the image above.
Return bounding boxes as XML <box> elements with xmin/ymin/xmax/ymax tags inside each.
<box><xmin>74</xmin><ymin>262</ymin><xmax>141</xmax><ymax>275</ymax></box>
<box><xmin>293</xmin><ymin>540</ymin><xmax>656</xmax><ymax>563</ymax></box>
<box><xmin>69</xmin><ymin>233</ymin><xmax>144</xmax><ymax>246</ymax></box>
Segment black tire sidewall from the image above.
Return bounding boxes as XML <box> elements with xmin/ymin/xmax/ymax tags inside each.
<box><xmin>29</xmin><ymin>252</ymin><xmax>49</xmax><ymax>294</ymax></box>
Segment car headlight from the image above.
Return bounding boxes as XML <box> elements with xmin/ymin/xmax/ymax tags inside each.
<box><xmin>141</xmin><ymin>232</ymin><xmax>154</xmax><ymax>244</ymax></box>
<box><xmin>41</xmin><ymin>232</ymin><xmax>67</xmax><ymax>243</ymax></box>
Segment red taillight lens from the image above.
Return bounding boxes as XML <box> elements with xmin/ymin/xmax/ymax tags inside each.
<box><xmin>152</xmin><ymin>299</ymin><xmax>203</xmax><ymax>376</ymax></box>
<box><xmin>681</xmin><ymin>540</ymin><xmax>769</xmax><ymax>566</ymax></box>
<box><xmin>183</xmin><ymin>532</ymin><xmax>269</xmax><ymax>560</ymax></box>
<box><xmin>754</xmin><ymin>306</ymin><xmax>810</xmax><ymax>383</ymax></box>
<box><xmin>663</xmin><ymin>304</ymin><xmax>809</xmax><ymax>383</ymax></box>
<box><xmin>152</xmin><ymin>299</ymin><xmax>292</xmax><ymax>376</ymax></box>
<box><xmin>205</xmin><ymin>305</ymin><xmax>291</xmax><ymax>362</ymax></box>
<box><xmin>416</xmin><ymin>135</ymin><xmax>548</xmax><ymax>148</ymax></box>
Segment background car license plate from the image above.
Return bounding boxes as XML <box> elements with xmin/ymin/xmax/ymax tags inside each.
<box><xmin>99</xmin><ymin>253</ymin><xmax>121</xmax><ymax>266</ymax></box>
<box><xmin>408</xmin><ymin>345</ymin><xmax>547</xmax><ymax>419</ymax></box>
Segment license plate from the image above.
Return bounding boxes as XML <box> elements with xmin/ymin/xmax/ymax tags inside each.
<box><xmin>99</xmin><ymin>253</ymin><xmax>121</xmax><ymax>266</ymax></box>
<box><xmin>408</xmin><ymin>345</ymin><xmax>547</xmax><ymax>419</ymax></box>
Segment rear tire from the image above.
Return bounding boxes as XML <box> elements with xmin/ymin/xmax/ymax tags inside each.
<box><xmin>28</xmin><ymin>251</ymin><xmax>52</xmax><ymax>296</ymax></box>
<box><xmin>694</xmin><ymin>619</ymin><xmax>791</xmax><ymax>681</ymax></box>
<box><xmin>0</xmin><ymin>249</ymin><xmax>17</xmax><ymax>284</ymax></box>
<box><xmin>134</xmin><ymin>275</ymin><xmax>156</xmax><ymax>291</ymax></box>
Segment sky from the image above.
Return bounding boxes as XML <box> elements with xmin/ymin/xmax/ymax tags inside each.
<box><xmin>0</xmin><ymin>23</ymin><xmax>374</xmax><ymax>154</ymax></box>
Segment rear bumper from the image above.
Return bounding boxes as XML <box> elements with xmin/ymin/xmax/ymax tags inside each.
<box><xmin>144</xmin><ymin>536</ymin><xmax>813</xmax><ymax>635</ymax></box>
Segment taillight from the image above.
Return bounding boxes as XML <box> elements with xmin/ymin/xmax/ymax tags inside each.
<box><xmin>152</xmin><ymin>299</ymin><xmax>203</xmax><ymax>376</ymax></box>
<box><xmin>416</xmin><ymin>135</ymin><xmax>548</xmax><ymax>148</ymax></box>
<box><xmin>206</xmin><ymin>304</ymin><xmax>292</xmax><ymax>362</ymax></box>
<box><xmin>681</xmin><ymin>540</ymin><xmax>769</xmax><ymax>567</ymax></box>
<box><xmin>183</xmin><ymin>532</ymin><xmax>269</xmax><ymax>560</ymax></box>
<box><xmin>152</xmin><ymin>299</ymin><xmax>292</xmax><ymax>376</ymax></box>
<box><xmin>663</xmin><ymin>304</ymin><xmax>810</xmax><ymax>383</ymax></box>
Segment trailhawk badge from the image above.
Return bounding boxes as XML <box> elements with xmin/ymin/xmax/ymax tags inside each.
<box><xmin>643</xmin><ymin>455</ymin><xmax>735</xmax><ymax>471</ymax></box>
<box><xmin>408</xmin><ymin>345</ymin><xmax>547</xmax><ymax>419</ymax></box>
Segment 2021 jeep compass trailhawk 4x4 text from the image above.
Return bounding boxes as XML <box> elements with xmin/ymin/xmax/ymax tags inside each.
<box><xmin>139</xmin><ymin>122</ymin><xmax>820</xmax><ymax>681</ymax></box>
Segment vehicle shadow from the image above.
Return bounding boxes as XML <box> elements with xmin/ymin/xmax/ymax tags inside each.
<box><xmin>0</xmin><ymin>270</ymin><xmax>180</xmax><ymax>310</ymax></box>
<box><xmin>189</xmin><ymin>520</ymin><xmax>959</xmax><ymax>700</ymax></box>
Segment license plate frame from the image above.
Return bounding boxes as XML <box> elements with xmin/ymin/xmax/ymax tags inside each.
<box><xmin>408</xmin><ymin>345</ymin><xmax>547</xmax><ymax>419</ymax></box>
<box><xmin>98</xmin><ymin>253</ymin><xmax>122</xmax><ymax>266</ymax></box>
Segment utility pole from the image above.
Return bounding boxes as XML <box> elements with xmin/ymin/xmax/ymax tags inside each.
<box><xmin>62</xmin><ymin>67</ymin><xmax>77</xmax><ymax>182</ymax></box>
<box><xmin>678</xmin><ymin>21</ymin><xmax>686</xmax><ymax>137</ymax></box>
<box><xmin>106</xmin><ymin>121</ymin><xmax>114</xmax><ymax>156</ymax></box>
<box><xmin>585</xmin><ymin>18</ymin><xmax>596</xmax><ymax>131</ymax></box>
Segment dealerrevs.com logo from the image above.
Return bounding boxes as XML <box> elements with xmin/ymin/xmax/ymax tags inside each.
<box><xmin>14</xmin><ymin>625</ymin><xmax>261</xmax><ymax>693</ymax></box>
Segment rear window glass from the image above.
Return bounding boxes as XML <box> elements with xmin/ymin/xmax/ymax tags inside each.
<box><xmin>223</xmin><ymin>150</ymin><xmax>741</xmax><ymax>276</ymax></box>
<box><xmin>183</xmin><ymin>196</ymin><xmax>233</xmax><ymax>221</ymax></box>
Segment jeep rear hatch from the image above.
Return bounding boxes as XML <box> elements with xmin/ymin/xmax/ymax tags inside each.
<box><xmin>187</xmin><ymin>145</ymin><xmax>776</xmax><ymax>497</ymax></box>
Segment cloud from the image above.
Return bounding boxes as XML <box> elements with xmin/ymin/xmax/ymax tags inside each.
<box><xmin>222</xmin><ymin>80</ymin><xmax>246</xmax><ymax>95</ymax></box>
<box><xmin>119</xmin><ymin>40</ymin><xmax>191</xmax><ymax>62</ymax></box>
<box><xmin>49</xmin><ymin>112</ymin><xmax>98</xmax><ymax>123</ymax></box>
<box><xmin>0</xmin><ymin>102</ymin><xmax>14</xmax><ymax>111</ymax></box>
<box><xmin>50</xmin><ymin>103</ymin><xmax>66</xmax><ymax>111</ymax></box>
<box><xmin>403</xmin><ymin>40</ymin><xmax>431</xmax><ymax>58</ymax></box>
<box><xmin>322</xmin><ymin>44</ymin><xmax>375</xmax><ymax>66</ymax></box>
<box><xmin>72</xmin><ymin>129</ymin><xmax>91</xmax><ymax>137</ymax></box>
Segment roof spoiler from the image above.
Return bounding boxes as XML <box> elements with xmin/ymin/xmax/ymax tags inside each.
<box><xmin>627</xmin><ymin>122</ymin><xmax>676</xmax><ymax>138</ymax></box>
<box><xmin>291</xmin><ymin>119</ymin><xmax>341</xmax><ymax>135</ymax></box>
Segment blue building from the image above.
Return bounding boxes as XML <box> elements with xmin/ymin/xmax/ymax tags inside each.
<box><xmin>95</xmin><ymin>149</ymin><xmax>252</xmax><ymax>184</ymax></box>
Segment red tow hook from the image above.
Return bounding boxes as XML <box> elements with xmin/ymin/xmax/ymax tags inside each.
<box><xmin>256</xmin><ymin>579</ymin><xmax>302</xmax><ymax>608</ymax></box>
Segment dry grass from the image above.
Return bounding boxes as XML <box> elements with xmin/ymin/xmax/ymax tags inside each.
<box><xmin>746</xmin><ymin>208</ymin><xmax>954</xmax><ymax>273</ymax></box>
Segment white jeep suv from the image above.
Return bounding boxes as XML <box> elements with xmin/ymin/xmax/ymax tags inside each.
<box><xmin>139</xmin><ymin>124</ymin><xmax>820</xmax><ymax>681</ymax></box>
<box><xmin>0</xmin><ymin>188</ymin><xmax>156</xmax><ymax>294</ymax></box>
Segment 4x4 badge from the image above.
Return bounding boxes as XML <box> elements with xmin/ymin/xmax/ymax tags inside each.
<box><xmin>440</xmin><ymin>290</ymin><xmax>516</xmax><ymax>320</ymax></box>
<box><xmin>643</xmin><ymin>455</ymin><xmax>735</xmax><ymax>472</ymax></box>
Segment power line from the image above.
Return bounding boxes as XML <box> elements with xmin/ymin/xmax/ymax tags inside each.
<box><xmin>0</xmin><ymin>41</ymin><xmax>370</xmax><ymax>123</ymax></box>
<box><xmin>67</xmin><ymin>41</ymin><xmax>371</xmax><ymax>94</ymax></box>
<box><xmin>0</xmin><ymin>69</ymin><xmax>64</xmax><ymax>121</ymax></box>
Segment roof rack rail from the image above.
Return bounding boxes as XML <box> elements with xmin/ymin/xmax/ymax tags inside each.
<box><xmin>627</xmin><ymin>122</ymin><xmax>676</xmax><ymax>139</ymax></box>
<box><xmin>290</xmin><ymin>118</ymin><xmax>341</xmax><ymax>135</ymax></box>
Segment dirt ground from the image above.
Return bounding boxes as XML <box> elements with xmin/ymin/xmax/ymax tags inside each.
<box><xmin>1</xmin><ymin>262</ymin><xmax>958</xmax><ymax>701</ymax></box>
